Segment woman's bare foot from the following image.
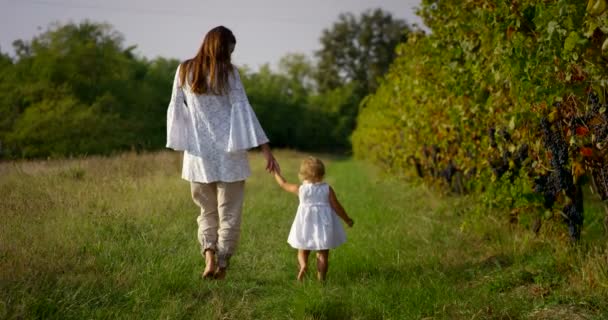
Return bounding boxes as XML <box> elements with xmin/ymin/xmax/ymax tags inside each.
<box><xmin>317</xmin><ymin>271</ymin><xmax>326</xmax><ymax>282</ymax></box>
<box><xmin>214</xmin><ymin>267</ymin><xmax>227</xmax><ymax>280</ymax></box>
<box><xmin>202</xmin><ymin>250</ymin><xmax>216</xmax><ymax>279</ymax></box>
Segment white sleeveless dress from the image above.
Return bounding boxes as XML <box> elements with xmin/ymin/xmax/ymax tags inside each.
<box><xmin>287</xmin><ymin>182</ymin><xmax>347</xmax><ymax>250</ymax></box>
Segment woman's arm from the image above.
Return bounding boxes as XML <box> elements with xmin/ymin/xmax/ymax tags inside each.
<box><xmin>273</xmin><ymin>172</ymin><xmax>299</xmax><ymax>195</ymax></box>
<box><xmin>225</xmin><ymin>68</ymin><xmax>270</xmax><ymax>153</ymax></box>
<box><xmin>328</xmin><ymin>186</ymin><xmax>354</xmax><ymax>227</ymax></box>
<box><xmin>166</xmin><ymin>64</ymin><xmax>193</xmax><ymax>151</ymax></box>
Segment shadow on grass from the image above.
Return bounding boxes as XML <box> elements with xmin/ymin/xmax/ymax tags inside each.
<box><xmin>303</xmin><ymin>300</ymin><xmax>352</xmax><ymax>320</ymax></box>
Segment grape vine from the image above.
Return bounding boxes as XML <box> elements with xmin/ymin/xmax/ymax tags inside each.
<box><xmin>353</xmin><ymin>0</ymin><xmax>608</xmax><ymax>241</ymax></box>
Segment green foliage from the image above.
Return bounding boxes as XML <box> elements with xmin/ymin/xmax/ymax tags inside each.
<box><xmin>0</xmin><ymin>7</ymin><xmax>410</xmax><ymax>158</ymax></box>
<box><xmin>1</xmin><ymin>17</ymin><xmax>375</xmax><ymax>157</ymax></box>
<box><xmin>307</xmin><ymin>83</ymin><xmax>359</xmax><ymax>149</ymax></box>
<box><xmin>0</xmin><ymin>53</ymin><xmax>17</xmax><ymax>148</ymax></box>
<box><xmin>7</xmin><ymin>97</ymin><xmax>123</xmax><ymax>158</ymax></box>
<box><xmin>353</xmin><ymin>0</ymin><xmax>608</xmax><ymax>238</ymax></box>
<box><xmin>316</xmin><ymin>8</ymin><xmax>410</xmax><ymax>95</ymax></box>
<box><xmin>241</xmin><ymin>62</ymin><xmax>352</xmax><ymax>151</ymax></box>
<box><xmin>315</xmin><ymin>8</ymin><xmax>411</xmax><ymax>148</ymax></box>
<box><xmin>277</xmin><ymin>53</ymin><xmax>316</xmax><ymax>103</ymax></box>
<box><xmin>0</xmin><ymin>21</ymin><xmax>180</xmax><ymax>158</ymax></box>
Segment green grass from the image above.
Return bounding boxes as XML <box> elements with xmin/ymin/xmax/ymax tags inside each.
<box><xmin>1</xmin><ymin>150</ymin><xmax>608</xmax><ymax>319</ymax></box>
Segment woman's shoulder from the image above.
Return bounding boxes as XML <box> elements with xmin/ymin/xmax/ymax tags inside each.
<box><xmin>176</xmin><ymin>59</ymin><xmax>191</xmax><ymax>74</ymax></box>
<box><xmin>174</xmin><ymin>61</ymin><xmax>190</xmax><ymax>87</ymax></box>
<box><xmin>226</xmin><ymin>66</ymin><xmax>241</xmax><ymax>88</ymax></box>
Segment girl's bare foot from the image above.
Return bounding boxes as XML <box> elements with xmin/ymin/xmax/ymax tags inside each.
<box><xmin>202</xmin><ymin>250</ymin><xmax>216</xmax><ymax>279</ymax></box>
<box><xmin>297</xmin><ymin>249</ymin><xmax>310</xmax><ymax>282</ymax></box>
<box><xmin>316</xmin><ymin>251</ymin><xmax>328</xmax><ymax>281</ymax></box>
<box><xmin>297</xmin><ymin>267</ymin><xmax>307</xmax><ymax>281</ymax></box>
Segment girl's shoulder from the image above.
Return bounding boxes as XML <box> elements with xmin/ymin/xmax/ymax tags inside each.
<box><xmin>301</xmin><ymin>181</ymin><xmax>330</xmax><ymax>192</ymax></box>
<box><xmin>302</xmin><ymin>180</ymin><xmax>327</xmax><ymax>186</ymax></box>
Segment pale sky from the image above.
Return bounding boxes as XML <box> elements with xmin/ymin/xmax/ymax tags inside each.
<box><xmin>0</xmin><ymin>0</ymin><xmax>424</xmax><ymax>69</ymax></box>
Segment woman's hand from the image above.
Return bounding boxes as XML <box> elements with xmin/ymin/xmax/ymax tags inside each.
<box><xmin>260</xmin><ymin>143</ymin><xmax>279</xmax><ymax>173</ymax></box>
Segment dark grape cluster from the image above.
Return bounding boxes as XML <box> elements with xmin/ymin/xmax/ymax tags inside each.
<box><xmin>420</xmin><ymin>145</ymin><xmax>442</xmax><ymax>178</ymax></box>
<box><xmin>589</xmin><ymin>92</ymin><xmax>600</xmax><ymax>113</ymax></box>
<box><xmin>563</xmin><ymin>186</ymin><xmax>584</xmax><ymax>242</ymax></box>
<box><xmin>413</xmin><ymin>144</ymin><xmax>465</xmax><ymax>194</ymax></box>
<box><xmin>563</xmin><ymin>204</ymin><xmax>581</xmax><ymax>241</ymax></box>
<box><xmin>431</xmin><ymin>145</ymin><xmax>440</xmax><ymax>164</ymax></box>
<box><xmin>488</xmin><ymin>127</ymin><xmax>497</xmax><ymax>148</ymax></box>
<box><xmin>498</xmin><ymin>128</ymin><xmax>511</xmax><ymax>142</ymax></box>
<box><xmin>534</xmin><ymin>174</ymin><xmax>559</xmax><ymax>209</ymax></box>
<box><xmin>490</xmin><ymin>151</ymin><xmax>510</xmax><ymax>180</ymax></box>
<box><xmin>408</xmin><ymin>156</ymin><xmax>424</xmax><ymax>178</ymax></box>
<box><xmin>595</xmin><ymin>123</ymin><xmax>608</xmax><ymax>143</ymax></box>
<box><xmin>541</xmin><ymin>120</ymin><xmax>574</xmax><ymax>200</ymax></box>
<box><xmin>513</xmin><ymin>144</ymin><xmax>529</xmax><ymax>169</ymax></box>
<box><xmin>537</xmin><ymin>115</ymin><xmax>583</xmax><ymax>241</ymax></box>
<box><xmin>586</xmin><ymin>92</ymin><xmax>608</xmax><ymax>145</ymax></box>
<box><xmin>589</xmin><ymin>92</ymin><xmax>608</xmax><ymax>140</ymax></box>
<box><xmin>488</xmin><ymin>133</ymin><xmax>528</xmax><ymax>182</ymax></box>
<box><xmin>540</xmin><ymin>118</ymin><xmax>569</xmax><ymax>168</ymax></box>
<box><xmin>488</xmin><ymin>128</ymin><xmax>528</xmax><ymax>182</ymax></box>
<box><xmin>440</xmin><ymin>161</ymin><xmax>458</xmax><ymax>184</ymax></box>
<box><xmin>593</xmin><ymin>165</ymin><xmax>608</xmax><ymax>201</ymax></box>
<box><xmin>583</xmin><ymin>92</ymin><xmax>608</xmax><ymax>203</ymax></box>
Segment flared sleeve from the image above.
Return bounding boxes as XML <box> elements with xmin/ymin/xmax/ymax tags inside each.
<box><xmin>226</xmin><ymin>68</ymin><xmax>269</xmax><ymax>152</ymax></box>
<box><xmin>166</xmin><ymin>65</ymin><xmax>194</xmax><ymax>151</ymax></box>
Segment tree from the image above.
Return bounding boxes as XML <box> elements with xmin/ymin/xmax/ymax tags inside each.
<box><xmin>0</xmin><ymin>21</ymin><xmax>179</xmax><ymax>158</ymax></box>
<box><xmin>278</xmin><ymin>53</ymin><xmax>316</xmax><ymax>103</ymax></box>
<box><xmin>313</xmin><ymin>8</ymin><xmax>411</xmax><ymax>150</ymax></box>
<box><xmin>0</xmin><ymin>49</ymin><xmax>15</xmax><ymax>156</ymax></box>
<box><xmin>315</xmin><ymin>8</ymin><xmax>410</xmax><ymax>96</ymax></box>
<box><xmin>6</xmin><ymin>97</ymin><xmax>123</xmax><ymax>158</ymax></box>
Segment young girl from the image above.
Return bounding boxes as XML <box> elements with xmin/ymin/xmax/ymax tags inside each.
<box><xmin>274</xmin><ymin>156</ymin><xmax>354</xmax><ymax>281</ymax></box>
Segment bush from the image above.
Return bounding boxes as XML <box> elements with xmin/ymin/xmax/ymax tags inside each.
<box><xmin>353</xmin><ymin>0</ymin><xmax>608</xmax><ymax>240</ymax></box>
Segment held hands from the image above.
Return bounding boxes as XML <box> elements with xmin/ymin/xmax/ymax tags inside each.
<box><xmin>345</xmin><ymin>217</ymin><xmax>354</xmax><ymax>228</ymax></box>
<box><xmin>261</xmin><ymin>143</ymin><xmax>280</xmax><ymax>174</ymax></box>
<box><xmin>271</xmin><ymin>158</ymin><xmax>281</xmax><ymax>174</ymax></box>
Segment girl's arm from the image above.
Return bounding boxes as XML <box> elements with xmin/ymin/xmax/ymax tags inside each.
<box><xmin>328</xmin><ymin>186</ymin><xmax>354</xmax><ymax>227</ymax></box>
<box><xmin>274</xmin><ymin>172</ymin><xmax>299</xmax><ymax>195</ymax></box>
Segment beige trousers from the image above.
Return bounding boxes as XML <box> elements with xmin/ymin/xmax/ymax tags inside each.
<box><xmin>190</xmin><ymin>180</ymin><xmax>245</xmax><ymax>268</ymax></box>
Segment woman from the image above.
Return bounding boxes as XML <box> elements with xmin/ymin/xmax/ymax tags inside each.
<box><xmin>166</xmin><ymin>26</ymin><xmax>278</xmax><ymax>280</ymax></box>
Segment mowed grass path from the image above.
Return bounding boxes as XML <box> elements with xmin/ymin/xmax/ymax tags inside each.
<box><xmin>1</xmin><ymin>150</ymin><xmax>608</xmax><ymax>319</ymax></box>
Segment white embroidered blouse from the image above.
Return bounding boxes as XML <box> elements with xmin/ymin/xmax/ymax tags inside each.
<box><xmin>166</xmin><ymin>65</ymin><xmax>269</xmax><ymax>183</ymax></box>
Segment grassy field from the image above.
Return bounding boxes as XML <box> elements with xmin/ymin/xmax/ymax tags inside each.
<box><xmin>1</xmin><ymin>150</ymin><xmax>608</xmax><ymax>319</ymax></box>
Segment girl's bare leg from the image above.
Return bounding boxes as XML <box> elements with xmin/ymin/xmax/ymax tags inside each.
<box><xmin>316</xmin><ymin>250</ymin><xmax>329</xmax><ymax>281</ymax></box>
<box><xmin>297</xmin><ymin>250</ymin><xmax>310</xmax><ymax>281</ymax></box>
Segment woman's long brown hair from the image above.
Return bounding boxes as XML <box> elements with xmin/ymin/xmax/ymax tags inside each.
<box><xmin>179</xmin><ymin>26</ymin><xmax>236</xmax><ymax>95</ymax></box>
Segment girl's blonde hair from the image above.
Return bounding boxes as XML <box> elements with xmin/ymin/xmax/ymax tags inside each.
<box><xmin>298</xmin><ymin>157</ymin><xmax>325</xmax><ymax>183</ymax></box>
